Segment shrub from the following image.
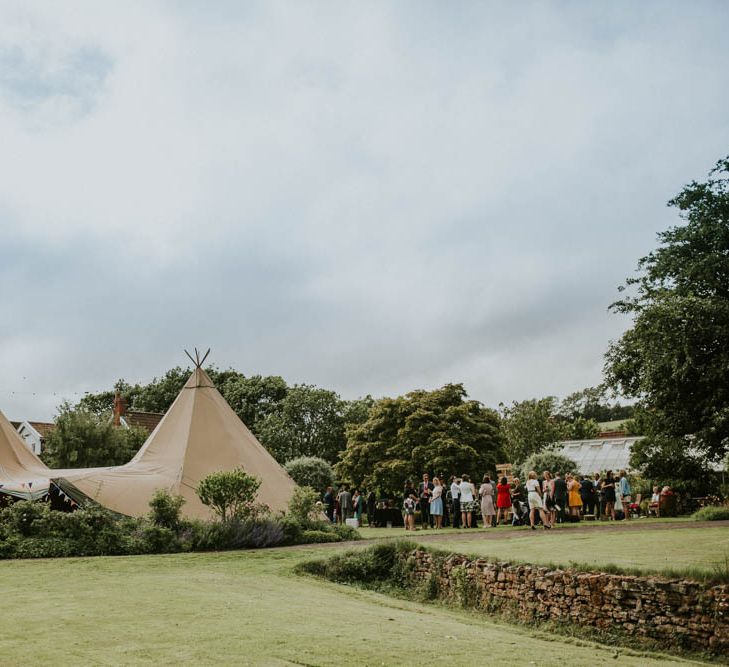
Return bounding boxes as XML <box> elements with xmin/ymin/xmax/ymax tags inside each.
<box><xmin>297</xmin><ymin>541</ymin><xmax>415</xmax><ymax>584</ymax></box>
<box><xmin>518</xmin><ymin>451</ymin><xmax>579</xmax><ymax>480</ymax></box>
<box><xmin>287</xmin><ymin>486</ymin><xmax>320</xmax><ymax>527</ymax></box>
<box><xmin>149</xmin><ymin>490</ymin><xmax>186</xmax><ymax>530</ymax></box>
<box><xmin>235</xmin><ymin>519</ymin><xmax>285</xmax><ymax>549</ymax></box>
<box><xmin>191</xmin><ymin>520</ymin><xmax>236</xmax><ymax>551</ymax></box>
<box><xmin>1</xmin><ymin>500</ymin><xmax>49</xmax><ymax>536</ymax></box>
<box><xmin>300</xmin><ymin>529</ymin><xmax>340</xmax><ymax>544</ymax></box>
<box><xmin>284</xmin><ymin>456</ymin><xmax>334</xmax><ymax>491</ymax></box>
<box><xmin>331</xmin><ymin>523</ymin><xmax>361</xmax><ymax>541</ymax></box>
<box><xmin>692</xmin><ymin>506</ymin><xmax>729</xmax><ymax>521</ymax></box>
<box><xmin>278</xmin><ymin>515</ymin><xmax>304</xmax><ymax>545</ymax></box>
<box><xmin>190</xmin><ymin>517</ymin><xmax>285</xmax><ymax>551</ymax></box>
<box><xmin>139</xmin><ymin>525</ymin><xmax>181</xmax><ymax>554</ymax></box>
<box><xmin>196</xmin><ymin>468</ymin><xmax>262</xmax><ymax>521</ymax></box>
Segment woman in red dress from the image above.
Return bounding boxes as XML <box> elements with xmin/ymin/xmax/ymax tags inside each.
<box><xmin>495</xmin><ymin>476</ymin><xmax>512</xmax><ymax>527</ymax></box>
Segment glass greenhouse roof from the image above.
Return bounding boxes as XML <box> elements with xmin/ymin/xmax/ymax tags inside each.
<box><xmin>557</xmin><ymin>437</ymin><xmax>643</xmax><ymax>474</ymax></box>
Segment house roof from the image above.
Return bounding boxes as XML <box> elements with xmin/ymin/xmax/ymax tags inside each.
<box><xmin>124</xmin><ymin>410</ymin><xmax>164</xmax><ymax>432</ymax></box>
<box><xmin>11</xmin><ymin>420</ymin><xmax>56</xmax><ymax>440</ymax></box>
<box><xmin>26</xmin><ymin>422</ymin><xmax>56</xmax><ymax>439</ymax></box>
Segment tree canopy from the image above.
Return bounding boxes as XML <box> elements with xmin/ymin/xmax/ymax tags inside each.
<box><xmin>284</xmin><ymin>456</ymin><xmax>334</xmax><ymax>492</ymax></box>
<box><xmin>336</xmin><ymin>384</ymin><xmax>504</xmax><ymax>493</ymax></box>
<box><xmin>517</xmin><ymin>451</ymin><xmax>579</xmax><ymax>482</ymax></box>
<box><xmin>558</xmin><ymin>386</ymin><xmax>633</xmax><ymax>423</ymax></box>
<box><xmin>255</xmin><ymin>385</ymin><xmax>347</xmax><ymax>464</ymax></box>
<box><xmin>605</xmin><ymin>156</ymin><xmax>729</xmax><ymax>474</ymax></box>
<box><xmin>42</xmin><ymin>403</ymin><xmax>148</xmax><ymax>468</ymax></box>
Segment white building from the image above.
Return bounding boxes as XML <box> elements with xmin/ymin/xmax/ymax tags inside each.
<box><xmin>558</xmin><ymin>437</ymin><xmax>643</xmax><ymax>473</ymax></box>
<box><xmin>12</xmin><ymin>421</ymin><xmax>55</xmax><ymax>455</ymax></box>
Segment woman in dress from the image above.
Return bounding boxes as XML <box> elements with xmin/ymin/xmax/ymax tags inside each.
<box><xmin>479</xmin><ymin>475</ymin><xmax>496</xmax><ymax>527</ymax></box>
<box><xmin>542</xmin><ymin>470</ymin><xmax>555</xmax><ymax>526</ymax></box>
<box><xmin>495</xmin><ymin>476</ymin><xmax>512</xmax><ymax>526</ymax></box>
<box><xmin>601</xmin><ymin>470</ymin><xmax>617</xmax><ymax>520</ymax></box>
<box><xmin>402</xmin><ymin>492</ymin><xmax>417</xmax><ymax>532</ymax></box>
<box><xmin>459</xmin><ymin>474</ymin><xmax>476</xmax><ymax>528</ymax></box>
<box><xmin>526</xmin><ymin>471</ymin><xmax>552</xmax><ymax>530</ymax></box>
<box><xmin>352</xmin><ymin>490</ymin><xmax>363</xmax><ymax>523</ymax></box>
<box><xmin>430</xmin><ymin>477</ymin><xmax>444</xmax><ymax>529</ymax></box>
<box><xmin>567</xmin><ymin>474</ymin><xmax>582</xmax><ymax>518</ymax></box>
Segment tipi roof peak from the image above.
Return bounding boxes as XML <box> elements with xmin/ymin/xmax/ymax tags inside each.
<box><xmin>184</xmin><ymin>347</ymin><xmax>211</xmax><ymax>369</ymax></box>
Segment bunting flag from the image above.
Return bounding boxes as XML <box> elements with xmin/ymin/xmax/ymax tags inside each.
<box><xmin>28</xmin><ymin>482</ymin><xmax>33</xmax><ymax>489</ymax></box>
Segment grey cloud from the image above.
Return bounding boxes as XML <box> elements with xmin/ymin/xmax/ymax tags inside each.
<box><xmin>0</xmin><ymin>1</ymin><xmax>728</xmax><ymax>421</ymax></box>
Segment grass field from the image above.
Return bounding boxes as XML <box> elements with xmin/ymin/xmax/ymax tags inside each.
<box><xmin>0</xmin><ymin>541</ymin><xmax>709</xmax><ymax>666</ymax></box>
<box><xmin>356</xmin><ymin>516</ymin><xmax>693</xmax><ymax>540</ymax></box>
<box><xmin>416</xmin><ymin>526</ymin><xmax>729</xmax><ymax>580</ymax></box>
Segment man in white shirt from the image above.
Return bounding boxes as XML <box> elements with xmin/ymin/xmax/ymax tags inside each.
<box><xmin>450</xmin><ymin>476</ymin><xmax>461</xmax><ymax>528</ymax></box>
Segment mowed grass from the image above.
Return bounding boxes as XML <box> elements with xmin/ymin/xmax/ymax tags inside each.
<box><xmin>0</xmin><ymin>546</ymin><xmax>704</xmax><ymax>666</ymax></box>
<box><xmin>422</xmin><ymin>526</ymin><xmax>729</xmax><ymax>579</ymax></box>
<box><xmin>356</xmin><ymin>516</ymin><xmax>693</xmax><ymax>540</ymax></box>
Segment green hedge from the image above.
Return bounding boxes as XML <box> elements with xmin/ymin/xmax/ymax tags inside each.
<box><xmin>692</xmin><ymin>505</ymin><xmax>729</xmax><ymax>521</ymax></box>
<box><xmin>0</xmin><ymin>496</ymin><xmax>360</xmax><ymax>559</ymax></box>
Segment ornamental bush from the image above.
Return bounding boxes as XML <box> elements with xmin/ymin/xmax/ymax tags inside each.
<box><xmin>692</xmin><ymin>506</ymin><xmax>729</xmax><ymax>521</ymax></box>
<box><xmin>518</xmin><ymin>451</ymin><xmax>579</xmax><ymax>480</ymax></box>
<box><xmin>284</xmin><ymin>456</ymin><xmax>334</xmax><ymax>492</ymax></box>
<box><xmin>149</xmin><ymin>489</ymin><xmax>186</xmax><ymax>530</ymax></box>
<box><xmin>196</xmin><ymin>468</ymin><xmax>262</xmax><ymax>521</ymax></box>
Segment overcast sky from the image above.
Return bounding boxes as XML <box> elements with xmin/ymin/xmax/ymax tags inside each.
<box><xmin>1</xmin><ymin>1</ymin><xmax>728</xmax><ymax>421</ymax></box>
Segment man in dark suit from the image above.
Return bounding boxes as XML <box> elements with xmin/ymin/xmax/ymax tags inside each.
<box><xmin>552</xmin><ymin>472</ymin><xmax>568</xmax><ymax>523</ymax></box>
<box><xmin>418</xmin><ymin>473</ymin><xmax>434</xmax><ymax>529</ymax></box>
<box><xmin>579</xmin><ymin>475</ymin><xmax>595</xmax><ymax>516</ymax></box>
<box><xmin>323</xmin><ymin>486</ymin><xmax>335</xmax><ymax>523</ymax></box>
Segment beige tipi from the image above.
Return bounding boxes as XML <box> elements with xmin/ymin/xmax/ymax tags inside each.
<box><xmin>0</xmin><ymin>409</ymin><xmax>52</xmax><ymax>500</ymax></box>
<box><xmin>54</xmin><ymin>362</ymin><xmax>296</xmax><ymax>519</ymax></box>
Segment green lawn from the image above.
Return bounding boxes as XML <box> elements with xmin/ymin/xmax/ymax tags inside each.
<box><xmin>0</xmin><ymin>546</ymin><xmax>705</xmax><ymax>665</ymax></box>
<box><xmin>356</xmin><ymin>516</ymin><xmax>693</xmax><ymax>540</ymax></box>
<box><xmin>418</xmin><ymin>526</ymin><xmax>729</xmax><ymax>579</ymax></box>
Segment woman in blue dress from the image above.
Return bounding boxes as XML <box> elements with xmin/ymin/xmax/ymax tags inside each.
<box><xmin>429</xmin><ymin>477</ymin><xmax>444</xmax><ymax>529</ymax></box>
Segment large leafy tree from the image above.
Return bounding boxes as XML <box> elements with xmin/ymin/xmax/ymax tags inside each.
<box><xmin>221</xmin><ymin>374</ymin><xmax>288</xmax><ymax>429</ymax></box>
<box><xmin>255</xmin><ymin>385</ymin><xmax>346</xmax><ymax>464</ymax></box>
<box><xmin>558</xmin><ymin>386</ymin><xmax>634</xmax><ymax>423</ymax></box>
<box><xmin>605</xmin><ymin>156</ymin><xmax>729</xmax><ymax>473</ymax></box>
<box><xmin>42</xmin><ymin>403</ymin><xmax>148</xmax><ymax>468</ymax></box>
<box><xmin>498</xmin><ymin>397</ymin><xmax>566</xmax><ymax>464</ymax></box>
<box><xmin>336</xmin><ymin>384</ymin><xmax>504</xmax><ymax>493</ymax></box>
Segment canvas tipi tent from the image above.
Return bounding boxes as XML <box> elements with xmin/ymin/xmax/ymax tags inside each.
<box><xmin>0</xmin><ymin>408</ymin><xmax>52</xmax><ymax>500</ymax></box>
<box><xmin>54</xmin><ymin>354</ymin><xmax>296</xmax><ymax>519</ymax></box>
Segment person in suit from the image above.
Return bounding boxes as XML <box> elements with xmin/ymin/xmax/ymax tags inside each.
<box><xmin>337</xmin><ymin>485</ymin><xmax>352</xmax><ymax>524</ymax></box>
<box><xmin>552</xmin><ymin>472</ymin><xmax>568</xmax><ymax>523</ymax></box>
<box><xmin>366</xmin><ymin>490</ymin><xmax>377</xmax><ymax>526</ymax></box>
<box><xmin>449</xmin><ymin>475</ymin><xmax>461</xmax><ymax>528</ymax></box>
<box><xmin>579</xmin><ymin>475</ymin><xmax>595</xmax><ymax>516</ymax></box>
<box><xmin>418</xmin><ymin>473</ymin><xmax>434</xmax><ymax>529</ymax></box>
<box><xmin>323</xmin><ymin>486</ymin><xmax>335</xmax><ymax>523</ymax></box>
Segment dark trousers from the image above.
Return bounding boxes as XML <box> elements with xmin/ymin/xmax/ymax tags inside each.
<box><xmin>582</xmin><ymin>499</ymin><xmax>595</xmax><ymax>515</ymax></box>
<box><xmin>451</xmin><ymin>498</ymin><xmax>461</xmax><ymax>527</ymax></box>
<box><xmin>554</xmin><ymin>496</ymin><xmax>567</xmax><ymax>523</ymax></box>
<box><xmin>420</xmin><ymin>500</ymin><xmax>430</xmax><ymax>528</ymax></box>
<box><xmin>326</xmin><ymin>505</ymin><xmax>334</xmax><ymax>523</ymax></box>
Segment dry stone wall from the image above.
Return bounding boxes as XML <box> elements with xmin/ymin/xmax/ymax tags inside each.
<box><xmin>410</xmin><ymin>550</ymin><xmax>729</xmax><ymax>652</ymax></box>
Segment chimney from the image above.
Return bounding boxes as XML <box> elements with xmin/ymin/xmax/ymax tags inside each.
<box><xmin>112</xmin><ymin>391</ymin><xmax>126</xmax><ymax>426</ymax></box>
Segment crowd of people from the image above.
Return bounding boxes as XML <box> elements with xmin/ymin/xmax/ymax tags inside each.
<box><xmin>322</xmin><ymin>469</ymin><xmax>649</xmax><ymax>530</ymax></box>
